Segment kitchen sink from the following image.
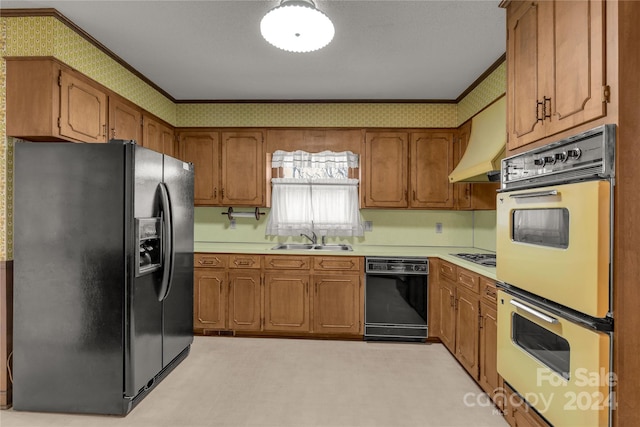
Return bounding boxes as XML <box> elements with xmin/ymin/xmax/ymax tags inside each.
<box><xmin>271</xmin><ymin>243</ymin><xmax>353</xmax><ymax>252</ymax></box>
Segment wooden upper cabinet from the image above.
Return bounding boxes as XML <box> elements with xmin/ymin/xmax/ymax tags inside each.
<box><xmin>506</xmin><ymin>0</ymin><xmax>607</xmax><ymax>150</ymax></box>
<box><xmin>7</xmin><ymin>58</ymin><xmax>110</xmax><ymax>143</ymax></box>
<box><xmin>59</xmin><ymin>69</ymin><xmax>109</xmax><ymax>143</ymax></box>
<box><xmin>221</xmin><ymin>131</ymin><xmax>265</xmax><ymax>206</ymax></box>
<box><xmin>410</xmin><ymin>131</ymin><xmax>455</xmax><ymax>209</ymax></box>
<box><xmin>507</xmin><ymin>1</ymin><xmax>545</xmax><ymax>148</ymax></box>
<box><xmin>108</xmin><ymin>95</ymin><xmax>142</xmax><ymax>143</ymax></box>
<box><xmin>179</xmin><ymin>131</ymin><xmax>220</xmax><ymax>205</ymax></box>
<box><xmin>363</xmin><ymin>131</ymin><xmax>409</xmax><ymax>208</ymax></box>
<box><xmin>142</xmin><ymin>114</ymin><xmax>176</xmax><ymax>156</ymax></box>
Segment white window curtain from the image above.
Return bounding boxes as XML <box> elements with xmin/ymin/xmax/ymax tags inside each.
<box><xmin>266</xmin><ymin>151</ymin><xmax>363</xmax><ymax>237</ymax></box>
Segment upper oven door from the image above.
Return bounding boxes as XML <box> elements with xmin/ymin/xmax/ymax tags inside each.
<box><xmin>497</xmin><ymin>290</ymin><xmax>611</xmax><ymax>427</ymax></box>
<box><xmin>496</xmin><ymin>180</ymin><xmax>611</xmax><ymax>317</ymax></box>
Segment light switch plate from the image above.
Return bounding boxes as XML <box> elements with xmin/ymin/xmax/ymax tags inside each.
<box><xmin>435</xmin><ymin>222</ymin><xmax>443</xmax><ymax>234</ymax></box>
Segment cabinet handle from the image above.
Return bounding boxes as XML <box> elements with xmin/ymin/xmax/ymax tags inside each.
<box><xmin>450</xmin><ymin>294</ymin><xmax>455</xmax><ymax>307</ymax></box>
<box><xmin>199</xmin><ymin>259</ymin><xmax>214</xmax><ymax>265</ymax></box>
<box><xmin>413</xmin><ymin>190</ymin><xmax>416</xmax><ymax>201</ymax></box>
<box><xmin>543</xmin><ymin>96</ymin><xmax>552</xmax><ymax>120</ymax></box>
<box><xmin>214</xmin><ymin>187</ymin><xmax>217</xmax><ymax>199</ymax></box>
<box><xmin>536</xmin><ymin>100</ymin><xmax>544</xmax><ymax>122</ymax></box>
<box><xmin>111</xmin><ymin>128</ymin><xmax>116</xmax><ymax>139</ymax></box>
<box><xmin>102</xmin><ymin>124</ymin><xmax>107</xmax><ymax>138</ymax></box>
<box><xmin>221</xmin><ymin>188</ymin><xmax>225</xmax><ymax>199</ymax></box>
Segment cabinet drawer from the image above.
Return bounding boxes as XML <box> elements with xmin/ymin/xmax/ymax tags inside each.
<box><xmin>264</xmin><ymin>255</ymin><xmax>310</xmax><ymax>270</ymax></box>
<box><xmin>439</xmin><ymin>260</ymin><xmax>457</xmax><ymax>282</ymax></box>
<box><xmin>229</xmin><ymin>254</ymin><xmax>261</xmax><ymax>269</ymax></box>
<box><xmin>313</xmin><ymin>256</ymin><xmax>361</xmax><ymax>272</ymax></box>
<box><xmin>480</xmin><ymin>277</ymin><xmax>497</xmax><ymax>305</ymax></box>
<box><xmin>194</xmin><ymin>253</ymin><xmax>227</xmax><ymax>268</ymax></box>
<box><xmin>457</xmin><ymin>268</ymin><xmax>480</xmax><ymax>294</ymax></box>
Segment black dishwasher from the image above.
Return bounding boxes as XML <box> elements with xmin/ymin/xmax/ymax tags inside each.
<box><xmin>364</xmin><ymin>257</ymin><xmax>429</xmax><ymax>342</ymax></box>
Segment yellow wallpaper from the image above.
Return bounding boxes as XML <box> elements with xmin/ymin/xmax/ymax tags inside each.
<box><xmin>457</xmin><ymin>61</ymin><xmax>506</xmax><ymax>125</ymax></box>
<box><xmin>177</xmin><ymin>102</ymin><xmax>458</xmax><ymax>128</ymax></box>
<box><xmin>3</xmin><ymin>16</ymin><xmax>176</xmax><ymax>124</ymax></box>
<box><xmin>0</xmin><ymin>17</ymin><xmax>8</xmax><ymax>260</ymax></box>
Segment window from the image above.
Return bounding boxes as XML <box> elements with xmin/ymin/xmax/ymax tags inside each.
<box><xmin>266</xmin><ymin>150</ymin><xmax>363</xmax><ymax>237</ymax></box>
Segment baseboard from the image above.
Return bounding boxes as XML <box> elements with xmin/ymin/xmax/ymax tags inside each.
<box><xmin>0</xmin><ymin>260</ymin><xmax>14</xmax><ymax>409</ymax></box>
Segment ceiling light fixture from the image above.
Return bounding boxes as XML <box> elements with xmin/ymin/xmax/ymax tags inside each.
<box><xmin>260</xmin><ymin>0</ymin><xmax>335</xmax><ymax>53</ymax></box>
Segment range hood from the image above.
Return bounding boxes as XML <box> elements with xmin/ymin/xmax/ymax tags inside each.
<box><xmin>449</xmin><ymin>96</ymin><xmax>506</xmax><ymax>183</ymax></box>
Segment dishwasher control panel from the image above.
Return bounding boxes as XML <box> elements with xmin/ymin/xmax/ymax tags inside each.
<box><xmin>366</xmin><ymin>257</ymin><xmax>429</xmax><ymax>274</ymax></box>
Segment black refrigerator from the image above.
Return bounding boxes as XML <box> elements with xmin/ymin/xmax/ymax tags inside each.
<box><xmin>13</xmin><ymin>140</ymin><xmax>194</xmax><ymax>415</ymax></box>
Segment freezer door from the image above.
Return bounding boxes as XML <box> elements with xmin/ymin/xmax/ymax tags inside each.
<box><xmin>126</xmin><ymin>145</ymin><xmax>164</xmax><ymax>398</ymax></box>
<box><xmin>162</xmin><ymin>154</ymin><xmax>194</xmax><ymax>366</ymax></box>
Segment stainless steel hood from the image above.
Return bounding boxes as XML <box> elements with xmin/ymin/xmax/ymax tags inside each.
<box><xmin>449</xmin><ymin>96</ymin><xmax>506</xmax><ymax>183</ymax></box>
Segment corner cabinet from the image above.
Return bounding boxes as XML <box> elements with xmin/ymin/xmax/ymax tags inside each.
<box><xmin>178</xmin><ymin>129</ymin><xmax>265</xmax><ymax>207</ymax></box>
<box><xmin>504</xmin><ymin>0</ymin><xmax>607</xmax><ymax>150</ymax></box>
<box><xmin>362</xmin><ymin>130</ymin><xmax>454</xmax><ymax>209</ymax></box>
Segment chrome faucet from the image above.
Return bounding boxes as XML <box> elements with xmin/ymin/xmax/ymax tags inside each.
<box><xmin>300</xmin><ymin>231</ymin><xmax>317</xmax><ymax>245</ymax></box>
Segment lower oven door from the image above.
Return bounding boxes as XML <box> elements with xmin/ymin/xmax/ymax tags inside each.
<box><xmin>496</xmin><ymin>180</ymin><xmax>611</xmax><ymax>318</ymax></box>
<box><xmin>497</xmin><ymin>290</ymin><xmax>612</xmax><ymax>427</ymax></box>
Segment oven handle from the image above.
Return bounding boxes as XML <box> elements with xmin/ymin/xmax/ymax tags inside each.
<box><xmin>510</xmin><ymin>299</ymin><xmax>558</xmax><ymax>324</ymax></box>
<box><xmin>508</xmin><ymin>190</ymin><xmax>558</xmax><ymax>199</ymax></box>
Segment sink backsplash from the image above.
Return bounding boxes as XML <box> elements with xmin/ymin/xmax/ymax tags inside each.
<box><xmin>194</xmin><ymin>207</ymin><xmax>497</xmax><ymax>252</ymax></box>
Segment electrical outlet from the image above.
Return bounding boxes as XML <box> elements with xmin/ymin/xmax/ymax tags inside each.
<box><xmin>364</xmin><ymin>221</ymin><xmax>373</xmax><ymax>231</ymax></box>
<box><xmin>435</xmin><ymin>222</ymin><xmax>443</xmax><ymax>234</ymax></box>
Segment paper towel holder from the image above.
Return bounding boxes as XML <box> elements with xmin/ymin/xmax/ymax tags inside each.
<box><xmin>221</xmin><ymin>207</ymin><xmax>265</xmax><ymax>221</ymax></box>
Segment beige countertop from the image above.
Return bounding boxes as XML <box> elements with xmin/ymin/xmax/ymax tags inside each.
<box><xmin>194</xmin><ymin>242</ymin><xmax>497</xmax><ymax>280</ymax></box>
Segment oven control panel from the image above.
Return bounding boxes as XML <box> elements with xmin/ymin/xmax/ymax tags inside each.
<box><xmin>501</xmin><ymin>124</ymin><xmax>615</xmax><ymax>190</ymax></box>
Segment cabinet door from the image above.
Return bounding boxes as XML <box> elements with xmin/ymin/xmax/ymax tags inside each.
<box><xmin>264</xmin><ymin>273</ymin><xmax>310</xmax><ymax>332</ymax></box>
<box><xmin>479</xmin><ymin>302</ymin><xmax>499</xmax><ymax>401</ymax></box>
<box><xmin>545</xmin><ymin>0</ymin><xmax>606</xmax><ymax>136</ymax></box>
<box><xmin>363</xmin><ymin>132</ymin><xmax>408</xmax><ymax>207</ymax></box>
<box><xmin>193</xmin><ymin>269</ymin><xmax>227</xmax><ymax>330</ymax></box>
<box><xmin>410</xmin><ymin>131</ymin><xmax>455</xmax><ymax>208</ymax></box>
<box><xmin>313</xmin><ymin>274</ymin><xmax>360</xmax><ymax>335</ymax></box>
<box><xmin>228</xmin><ymin>270</ymin><xmax>262</xmax><ymax>331</ymax></box>
<box><xmin>143</xmin><ymin>115</ymin><xmax>175</xmax><ymax>156</ymax></box>
<box><xmin>160</xmin><ymin>124</ymin><xmax>176</xmax><ymax>158</ymax></box>
<box><xmin>438</xmin><ymin>278</ymin><xmax>456</xmax><ymax>353</ymax></box>
<box><xmin>109</xmin><ymin>96</ymin><xmax>142</xmax><ymax>142</ymax></box>
<box><xmin>179</xmin><ymin>131</ymin><xmax>220</xmax><ymax>205</ymax></box>
<box><xmin>221</xmin><ymin>131</ymin><xmax>265</xmax><ymax>206</ymax></box>
<box><xmin>59</xmin><ymin>69</ymin><xmax>108</xmax><ymax>143</ymax></box>
<box><xmin>506</xmin><ymin>1</ymin><xmax>547</xmax><ymax>150</ymax></box>
<box><xmin>455</xmin><ymin>286</ymin><xmax>480</xmax><ymax>379</ymax></box>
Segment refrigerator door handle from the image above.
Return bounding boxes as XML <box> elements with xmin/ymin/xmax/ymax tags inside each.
<box><xmin>158</xmin><ymin>182</ymin><xmax>175</xmax><ymax>302</ymax></box>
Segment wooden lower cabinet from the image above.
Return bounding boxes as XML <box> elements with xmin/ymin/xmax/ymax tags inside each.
<box><xmin>193</xmin><ymin>269</ymin><xmax>227</xmax><ymax>330</ymax></box>
<box><xmin>194</xmin><ymin>253</ymin><xmax>362</xmax><ymax>338</ymax></box>
<box><xmin>228</xmin><ymin>270</ymin><xmax>262</xmax><ymax>331</ymax></box>
<box><xmin>263</xmin><ymin>273</ymin><xmax>310</xmax><ymax>332</ymax></box>
<box><xmin>479</xmin><ymin>279</ymin><xmax>501</xmax><ymax>408</ymax></box>
<box><xmin>504</xmin><ymin>383</ymin><xmax>551</xmax><ymax>427</ymax></box>
<box><xmin>455</xmin><ymin>286</ymin><xmax>480</xmax><ymax>378</ymax></box>
<box><xmin>313</xmin><ymin>274</ymin><xmax>360</xmax><ymax>334</ymax></box>
<box><xmin>437</xmin><ymin>276</ymin><xmax>457</xmax><ymax>353</ymax></box>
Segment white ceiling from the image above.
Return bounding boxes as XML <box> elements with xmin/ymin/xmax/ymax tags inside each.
<box><xmin>2</xmin><ymin>0</ymin><xmax>506</xmax><ymax>101</ymax></box>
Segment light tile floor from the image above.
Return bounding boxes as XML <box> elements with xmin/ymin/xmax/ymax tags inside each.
<box><xmin>1</xmin><ymin>336</ymin><xmax>508</xmax><ymax>427</ymax></box>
